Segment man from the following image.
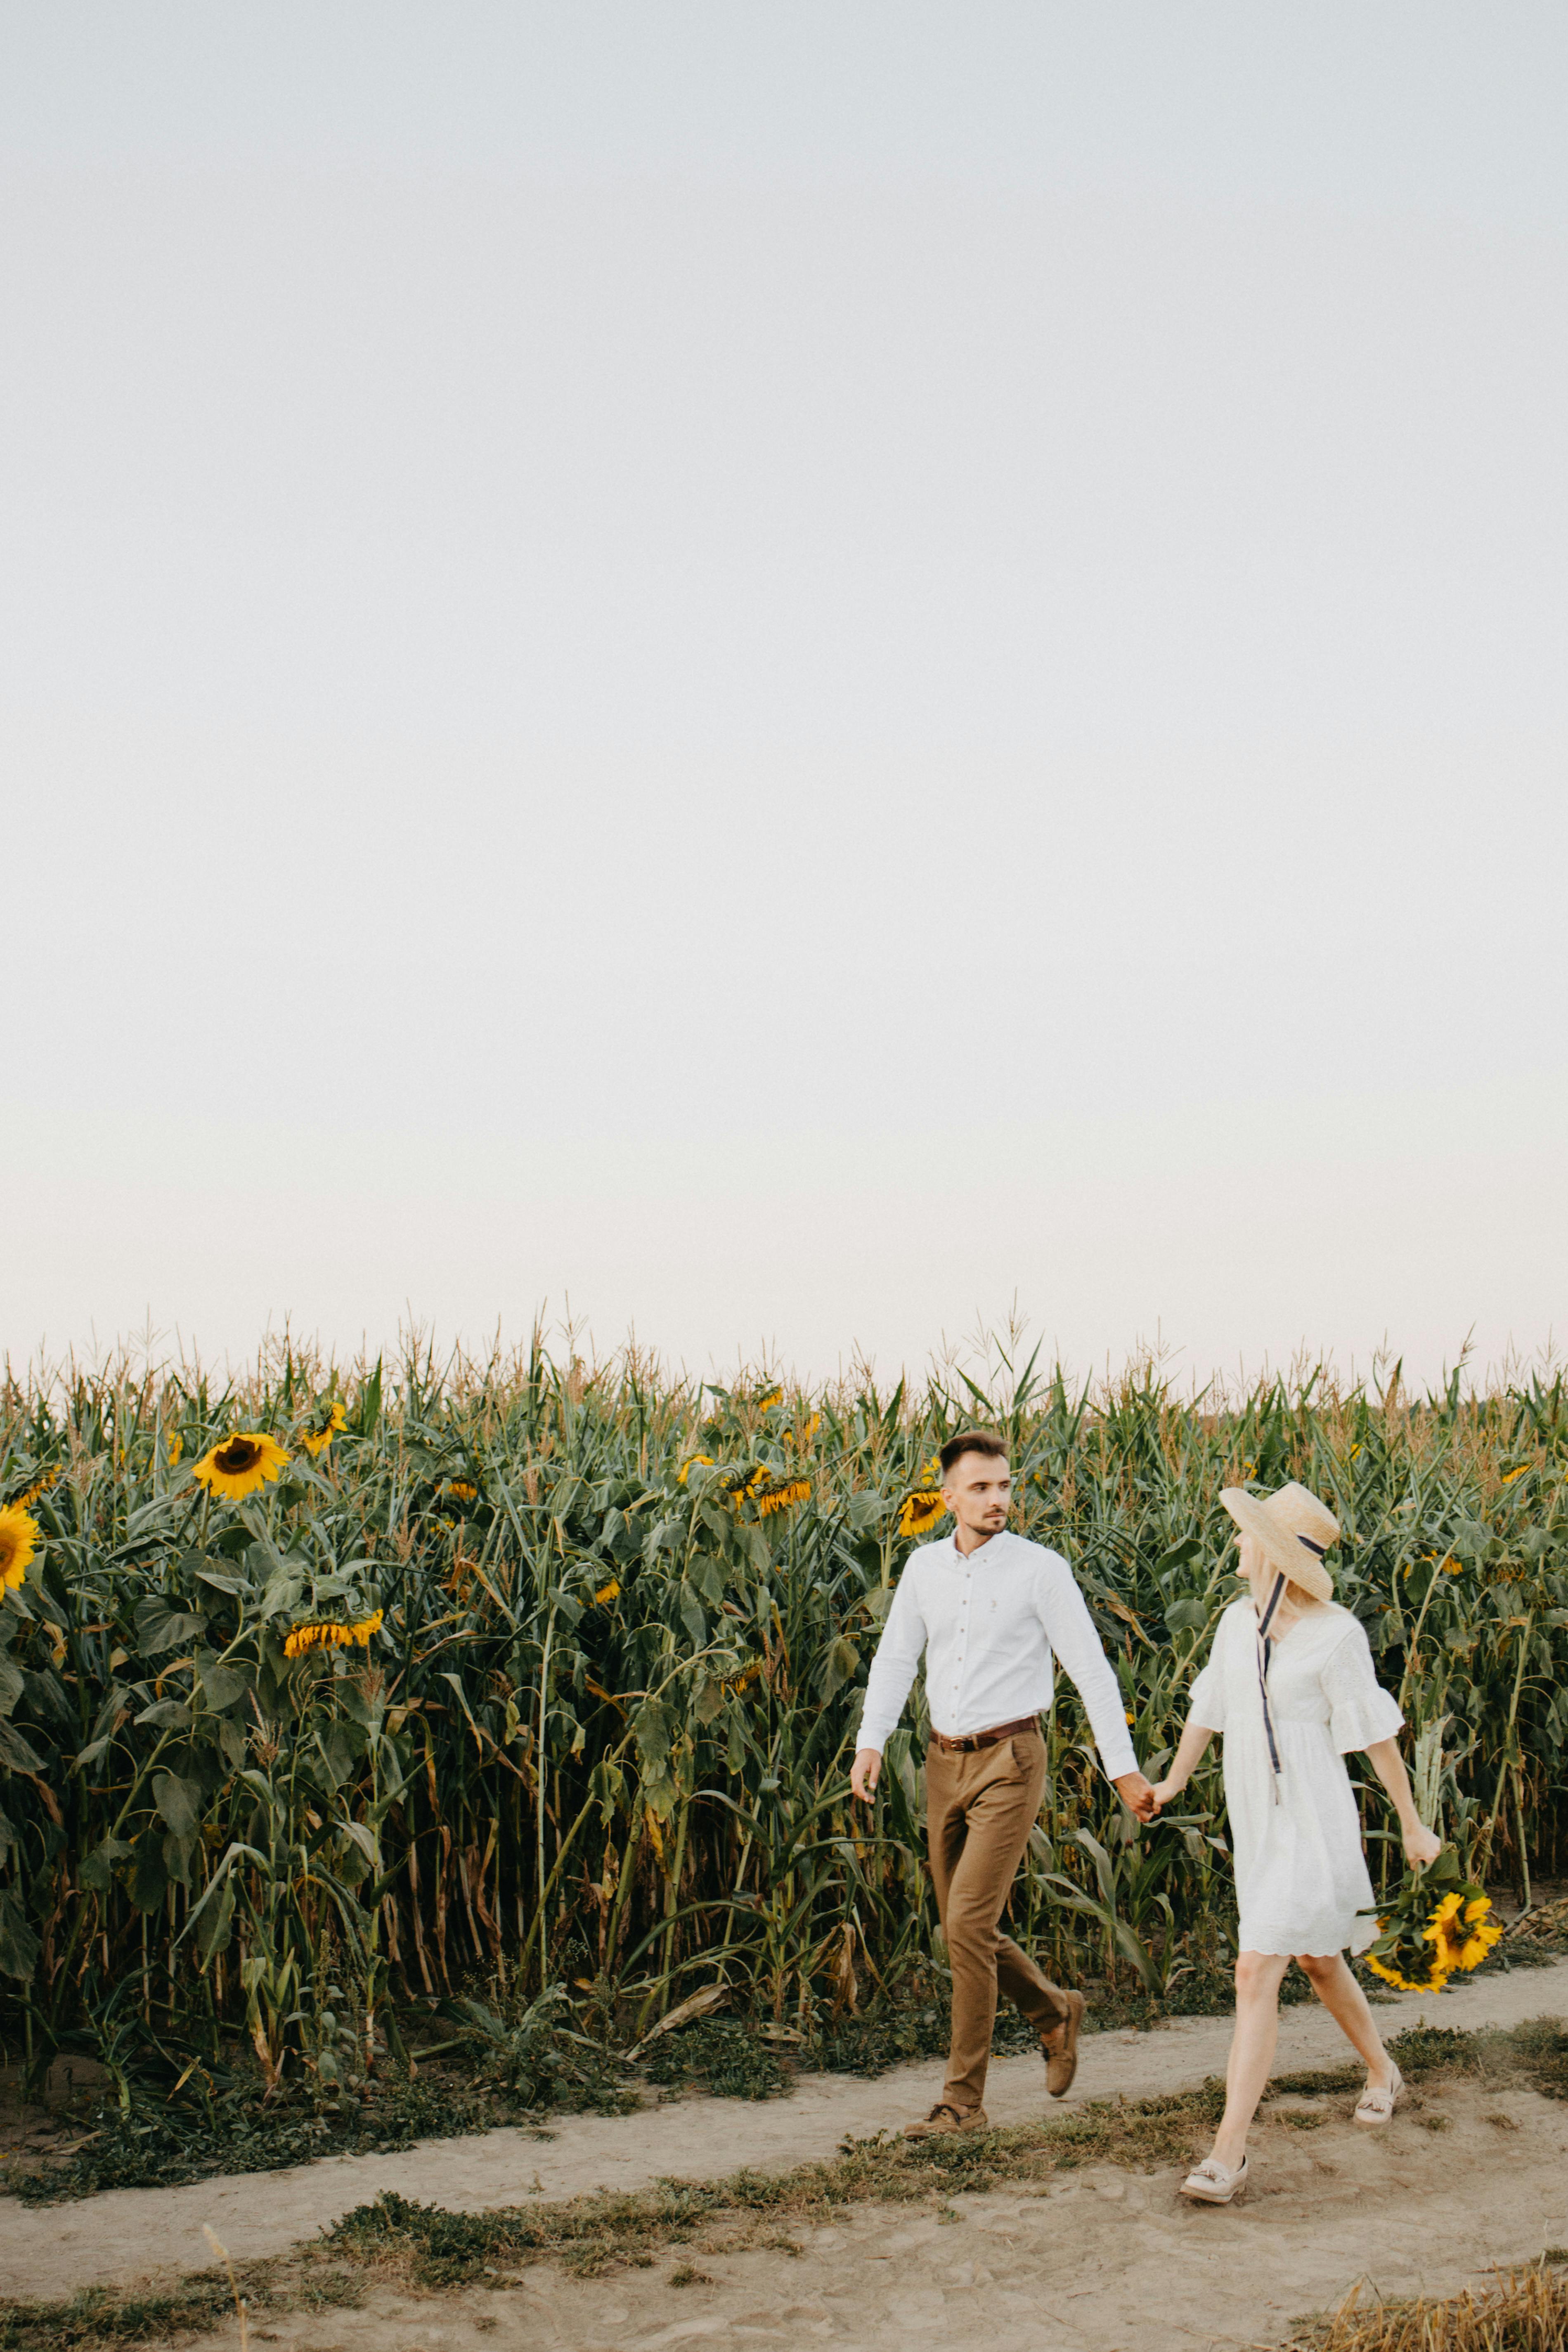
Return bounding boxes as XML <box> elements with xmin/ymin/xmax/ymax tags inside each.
<box><xmin>851</xmin><ymin>1429</ymin><xmax>1156</xmax><ymax>2137</ymax></box>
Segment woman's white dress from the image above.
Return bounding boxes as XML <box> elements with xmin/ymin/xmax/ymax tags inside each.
<box><xmin>1188</xmin><ymin>1597</ymin><xmax>1405</xmax><ymax>1958</ymax></box>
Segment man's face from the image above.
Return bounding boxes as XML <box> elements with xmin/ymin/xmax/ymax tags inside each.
<box><xmin>941</xmin><ymin>1451</ymin><xmax>1012</xmax><ymax>1539</ymax></box>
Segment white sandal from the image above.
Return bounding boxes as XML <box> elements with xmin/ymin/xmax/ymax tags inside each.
<box><xmin>1354</xmin><ymin>2062</ymin><xmax>1405</xmax><ymax>2124</ymax></box>
<box><xmin>1180</xmin><ymin>2154</ymin><xmax>1248</xmax><ymax>2204</ymax></box>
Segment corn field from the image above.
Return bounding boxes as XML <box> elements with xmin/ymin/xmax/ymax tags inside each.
<box><xmin>1</xmin><ymin>1335</ymin><xmax>1564</xmax><ymax>2096</ymax></box>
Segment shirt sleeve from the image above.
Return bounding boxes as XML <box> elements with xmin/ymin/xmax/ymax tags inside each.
<box><xmin>855</xmin><ymin>1562</ymin><xmax>929</xmax><ymax>1755</ymax></box>
<box><xmin>1320</xmin><ymin>1617</ymin><xmax>1405</xmax><ymax>1753</ymax></box>
<box><xmin>1036</xmin><ymin>1552</ymin><xmax>1140</xmax><ymax>1782</ymax></box>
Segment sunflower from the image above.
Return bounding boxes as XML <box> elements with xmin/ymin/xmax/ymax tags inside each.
<box><xmin>754</xmin><ymin>1475</ymin><xmax>811</xmax><ymax>1518</ymax></box>
<box><xmin>284</xmin><ymin>1607</ymin><xmax>383</xmax><ymax>1662</ymax></box>
<box><xmin>299</xmin><ymin>1403</ymin><xmax>348</xmax><ymax>1459</ymax></box>
<box><xmin>1365</xmin><ymin>1947</ymin><xmax>1445</xmax><ymax>1994</ymax></box>
<box><xmin>593</xmin><ymin>1578</ymin><xmax>621</xmax><ymax>1605</ymax></box>
<box><xmin>193</xmin><ymin>1432</ymin><xmax>291</xmax><ymax>1502</ymax></box>
<box><xmin>0</xmin><ymin>1505</ymin><xmax>40</xmax><ymax>1592</ymax></box>
<box><xmin>1422</xmin><ymin>1891</ymin><xmax>1469</xmax><ymax>1972</ymax></box>
<box><xmin>899</xmin><ymin>1489</ymin><xmax>947</xmax><ymax>1540</ymax></box>
<box><xmin>1455</xmin><ymin>1895</ymin><xmax>1505</xmax><ymax>1972</ymax></box>
<box><xmin>15</xmin><ymin>1467</ymin><xmax>59</xmax><ymax>1508</ymax></box>
<box><xmin>714</xmin><ymin>1464</ymin><xmax>772</xmax><ymax>1510</ymax></box>
<box><xmin>676</xmin><ymin>1454</ymin><xmax>715</xmax><ymax>1486</ymax></box>
<box><xmin>440</xmin><ymin>1477</ymin><xmax>478</xmax><ymax>1504</ymax></box>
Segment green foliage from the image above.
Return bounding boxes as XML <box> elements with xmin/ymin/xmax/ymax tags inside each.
<box><xmin>1</xmin><ymin>1336</ymin><xmax>1564</xmax><ymax>2112</ymax></box>
<box><xmin>641</xmin><ymin>2017</ymin><xmax>793</xmax><ymax>2100</ymax></box>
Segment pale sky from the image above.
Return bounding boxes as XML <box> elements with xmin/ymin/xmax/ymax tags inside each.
<box><xmin>4</xmin><ymin>5</ymin><xmax>1566</xmax><ymax>1393</ymax></box>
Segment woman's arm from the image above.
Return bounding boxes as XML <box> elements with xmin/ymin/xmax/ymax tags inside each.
<box><xmin>1362</xmin><ymin>1735</ymin><xmax>1442</xmax><ymax>1865</ymax></box>
<box><xmin>1149</xmin><ymin>1718</ymin><xmax>1215</xmax><ymax>1808</ymax></box>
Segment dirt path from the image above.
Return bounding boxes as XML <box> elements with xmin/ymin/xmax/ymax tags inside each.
<box><xmin>259</xmin><ymin>2073</ymin><xmax>1568</xmax><ymax>2352</ymax></box>
<box><xmin>3</xmin><ymin>1957</ymin><xmax>1565</xmax><ymax>2316</ymax></box>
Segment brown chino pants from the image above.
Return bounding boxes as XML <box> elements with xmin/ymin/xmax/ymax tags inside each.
<box><xmin>926</xmin><ymin>1726</ymin><xmax>1070</xmax><ymax>2113</ymax></box>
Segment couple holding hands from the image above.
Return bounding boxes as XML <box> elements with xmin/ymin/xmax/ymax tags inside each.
<box><xmin>849</xmin><ymin>1430</ymin><xmax>1439</xmax><ymax>2203</ymax></box>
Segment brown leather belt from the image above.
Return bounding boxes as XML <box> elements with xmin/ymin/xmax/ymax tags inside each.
<box><xmin>929</xmin><ymin>1715</ymin><xmax>1040</xmax><ymax>1755</ymax></box>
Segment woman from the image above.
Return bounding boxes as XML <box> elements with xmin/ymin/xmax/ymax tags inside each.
<box><xmin>1149</xmin><ymin>1480</ymin><xmax>1441</xmax><ymax>2204</ymax></box>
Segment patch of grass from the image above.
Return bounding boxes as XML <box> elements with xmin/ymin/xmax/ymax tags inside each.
<box><xmin>0</xmin><ymin>2265</ymin><xmax>365</xmax><ymax>2352</ymax></box>
<box><xmin>10</xmin><ymin>2073</ymin><xmax>546</xmax><ymax>2206</ymax></box>
<box><xmin>1270</xmin><ymin>2066</ymin><xmax>1362</xmax><ymax>2097</ymax></box>
<box><xmin>1287</xmin><ymin>2255</ymin><xmax>1568</xmax><ymax>2349</ymax></box>
<box><xmin>1506</xmin><ymin>2016</ymin><xmax>1568</xmax><ymax>2100</ymax></box>
<box><xmin>10</xmin><ymin>2023</ymin><xmax>639</xmax><ymax>2205</ymax></box>
<box><xmin>641</xmin><ymin>2021</ymin><xmax>792</xmax><ymax>2101</ymax></box>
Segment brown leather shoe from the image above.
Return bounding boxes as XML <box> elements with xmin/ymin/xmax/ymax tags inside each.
<box><xmin>1042</xmin><ymin>1990</ymin><xmax>1086</xmax><ymax>2097</ymax></box>
<box><xmin>902</xmin><ymin>2101</ymin><xmax>989</xmax><ymax>2139</ymax></box>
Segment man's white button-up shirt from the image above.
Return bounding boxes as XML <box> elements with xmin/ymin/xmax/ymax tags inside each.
<box><xmin>856</xmin><ymin>1528</ymin><xmax>1140</xmax><ymax>1783</ymax></box>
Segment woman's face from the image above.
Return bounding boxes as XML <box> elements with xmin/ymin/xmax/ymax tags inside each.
<box><xmin>1236</xmin><ymin>1529</ymin><xmax>1267</xmax><ymax>1585</ymax></box>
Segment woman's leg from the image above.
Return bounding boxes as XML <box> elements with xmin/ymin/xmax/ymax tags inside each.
<box><xmin>1295</xmin><ymin>1953</ymin><xmax>1394</xmax><ymax>2086</ymax></box>
<box><xmin>1210</xmin><ymin>1952</ymin><xmax>1293</xmax><ymax>2170</ymax></box>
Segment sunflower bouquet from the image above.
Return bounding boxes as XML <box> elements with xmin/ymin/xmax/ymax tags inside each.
<box><xmin>1362</xmin><ymin>1845</ymin><xmax>1504</xmax><ymax>1993</ymax></box>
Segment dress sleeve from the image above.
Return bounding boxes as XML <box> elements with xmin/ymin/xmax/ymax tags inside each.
<box><xmin>1321</xmin><ymin>1617</ymin><xmax>1404</xmax><ymax>1753</ymax></box>
<box><xmin>1187</xmin><ymin>1622</ymin><xmax>1226</xmax><ymax>1733</ymax></box>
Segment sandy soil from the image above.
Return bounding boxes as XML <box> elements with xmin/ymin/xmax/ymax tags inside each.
<box><xmin>2</xmin><ymin>1957</ymin><xmax>1566</xmax><ymax>2350</ymax></box>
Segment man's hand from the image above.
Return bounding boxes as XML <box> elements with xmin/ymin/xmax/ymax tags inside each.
<box><xmin>1113</xmin><ymin>1769</ymin><xmax>1158</xmax><ymax>1823</ymax></box>
<box><xmin>850</xmin><ymin>1748</ymin><xmax>882</xmax><ymax>1803</ymax></box>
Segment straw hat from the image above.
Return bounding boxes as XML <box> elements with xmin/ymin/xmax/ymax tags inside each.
<box><xmin>1218</xmin><ymin>1480</ymin><xmax>1339</xmax><ymax>1603</ymax></box>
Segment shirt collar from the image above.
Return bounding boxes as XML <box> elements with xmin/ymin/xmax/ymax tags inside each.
<box><xmin>948</xmin><ymin>1528</ymin><xmax>1009</xmax><ymax>1566</ymax></box>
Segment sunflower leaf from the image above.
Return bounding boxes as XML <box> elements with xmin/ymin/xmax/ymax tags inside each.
<box><xmin>152</xmin><ymin>1768</ymin><xmax>202</xmax><ymax>1838</ymax></box>
<box><xmin>135</xmin><ymin>1698</ymin><xmax>193</xmax><ymax>1730</ymax></box>
<box><xmin>0</xmin><ymin>1887</ymin><xmax>40</xmax><ymax>1981</ymax></box>
<box><xmin>0</xmin><ymin>1717</ymin><xmax>45</xmax><ymax>1773</ymax></box>
<box><xmin>78</xmin><ymin>1834</ymin><xmax>132</xmax><ymax>1891</ymax></box>
<box><xmin>134</xmin><ymin>1598</ymin><xmax>208</xmax><ymax>1657</ymax></box>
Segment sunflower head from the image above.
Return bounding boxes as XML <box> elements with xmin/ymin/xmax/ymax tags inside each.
<box><xmin>283</xmin><ymin>1607</ymin><xmax>382</xmax><ymax>1663</ymax></box>
<box><xmin>677</xmin><ymin>1454</ymin><xmax>715</xmax><ymax>1487</ymax></box>
<box><xmin>0</xmin><ymin>1505</ymin><xmax>40</xmax><ymax>1592</ymax></box>
<box><xmin>899</xmin><ymin>1489</ymin><xmax>948</xmax><ymax>1540</ymax></box>
<box><xmin>753</xmin><ymin>1475</ymin><xmax>811</xmax><ymax>1518</ymax></box>
<box><xmin>194</xmin><ymin>1432</ymin><xmax>291</xmax><ymax>1502</ymax></box>
<box><xmin>1365</xmin><ymin>1947</ymin><xmax>1447</xmax><ymax>1994</ymax></box>
<box><xmin>299</xmin><ymin>1402</ymin><xmax>348</xmax><ymax>1459</ymax></box>
<box><xmin>1452</xmin><ymin>1894</ymin><xmax>1504</xmax><ymax>1972</ymax></box>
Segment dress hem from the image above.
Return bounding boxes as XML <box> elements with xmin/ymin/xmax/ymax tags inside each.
<box><xmin>1235</xmin><ymin>1925</ymin><xmax>1378</xmax><ymax>1960</ymax></box>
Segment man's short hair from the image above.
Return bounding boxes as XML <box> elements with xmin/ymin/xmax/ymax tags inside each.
<box><xmin>939</xmin><ymin>1429</ymin><xmax>1008</xmax><ymax>1477</ymax></box>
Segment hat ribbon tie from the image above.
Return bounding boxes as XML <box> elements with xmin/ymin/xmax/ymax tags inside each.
<box><xmin>1255</xmin><ymin>1571</ymin><xmax>1288</xmax><ymax>1805</ymax></box>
